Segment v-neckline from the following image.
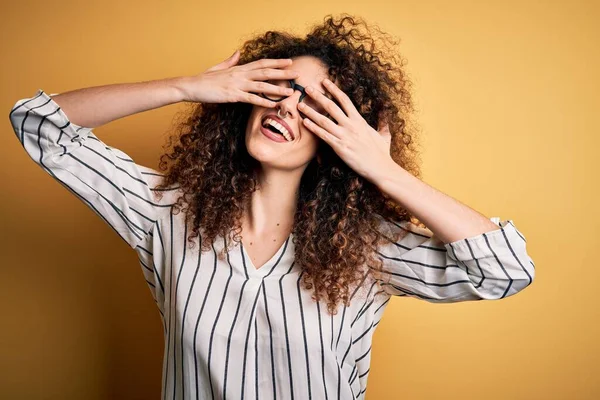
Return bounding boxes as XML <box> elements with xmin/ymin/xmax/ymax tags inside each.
<box><xmin>240</xmin><ymin>233</ymin><xmax>293</xmax><ymax>277</ymax></box>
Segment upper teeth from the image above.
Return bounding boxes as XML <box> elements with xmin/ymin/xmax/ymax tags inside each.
<box><xmin>264</xmin><ymin>118</ymin><xmax>293</xmax><ymax>141</ymax></box>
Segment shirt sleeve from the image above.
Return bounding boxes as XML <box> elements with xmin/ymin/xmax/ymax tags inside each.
<box><xmin>8</xmin><ymin>88</ymin><xmax>177</xmax><ymax>250</ymax></box>
<box><xmin>373</xmin><ymin>216</ymin><xmax>536</xmax><ymax>302</ymax></box>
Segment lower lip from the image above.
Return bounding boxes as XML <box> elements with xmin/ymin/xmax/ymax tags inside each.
<box><xmin>260</xmin><ymin>124</ymin><xmax>290</xmax><ymax>143</ymax></box>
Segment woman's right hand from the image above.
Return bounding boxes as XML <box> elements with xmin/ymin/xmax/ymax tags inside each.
<box><xmin>179</xmin><ymin>50</ymin><xmax>300</xmax><ymax>107</ymax></box>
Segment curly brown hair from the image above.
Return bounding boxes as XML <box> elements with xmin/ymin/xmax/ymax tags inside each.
<box><xmin>154</xmin><ymin>13</ymin><xmax>425</xmax><ymax>315</ymax></box>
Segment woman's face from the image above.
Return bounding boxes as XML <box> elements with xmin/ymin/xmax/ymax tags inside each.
<box><xmin>245</xmin><ymin>55</ymin><xmax>332</xmax><ymax>171</ymax></box>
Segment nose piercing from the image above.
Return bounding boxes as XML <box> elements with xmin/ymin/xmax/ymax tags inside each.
<box><xmin>277</xmin><ymin>108</ymin><xmax>288</xmax><ymax>119</ymax></box>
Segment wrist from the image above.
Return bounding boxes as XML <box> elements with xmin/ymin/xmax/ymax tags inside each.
<box><xmin>372</xmin><ymin>160</ymin><xmax>411</xmax><ymax>195</ymax></box>
<box><xmin>168</xmin><ymin>76</ymin><xmax>192</xmax><ymax>103</ymax></box>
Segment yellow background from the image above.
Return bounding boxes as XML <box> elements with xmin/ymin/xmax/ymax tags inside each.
<box><xmin>1</xmin><ymin>0</ymin><xmax>598</xmax><ymax>399</ymax></box>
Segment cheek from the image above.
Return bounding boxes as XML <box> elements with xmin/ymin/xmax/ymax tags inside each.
<box><xmin>300</xmin><ymin>122</ymin><xmax>322</xmax><ymax>145</ymax></box>
<box><xmin>297</xmin><ymin>129</ymin><xmax>321</xmax><ymax>158</ymax></box>
<box><xmin>247</xmin><ymin>107</ymin><xmax>261</xmax><ymax>126</ymax></box>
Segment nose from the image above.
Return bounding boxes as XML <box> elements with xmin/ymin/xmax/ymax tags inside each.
<box><xmin>276</xmin><ymin>90</ymin><xmax>303</xmax><ymax>118</ymax></box>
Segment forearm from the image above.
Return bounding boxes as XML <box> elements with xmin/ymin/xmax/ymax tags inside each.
<box><xmin>373</xmin><ymin>162</ymin><xmax>500</xmax><ymax>244</ymax></box>
<box><xmin>50</xmin><ymin>76</ymin><xmax>189</xmax><ymax>128</ymax></box>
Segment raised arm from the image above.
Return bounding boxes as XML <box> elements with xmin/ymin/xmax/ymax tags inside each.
<box><xmin>47</xmin><ymin>77</ymin><xmax>188</xmax><ymax>128</ymax></box>
<box><xmin>8</xmin><ymin>52</ymin><xmax>306</xmax><ymax>249</ymax></box>
<box><xmin>8</xmin><ymin>78</ymin><xmax>187</xmax><ymax>250</ymax></box>
<box><xmin>374</xmin><ymin>216</ymin><xmax>535</xmax><ymax>302</ymax></box>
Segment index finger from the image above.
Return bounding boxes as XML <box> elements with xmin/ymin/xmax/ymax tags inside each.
<box><xmin>239</xmin><ymin>58</ymin><xmax>293</xmax><ymax>71</ymax></box>
<box><xmin>322</xmin><ymin>78</ymin><xmax>361</xmax><ymax>119</ymax></box>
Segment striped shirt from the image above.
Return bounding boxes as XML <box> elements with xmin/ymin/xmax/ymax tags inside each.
<box><xmin>9</xmin><ymin>89</ymin><xmax>536</xmax><ymax>400</ymax></box>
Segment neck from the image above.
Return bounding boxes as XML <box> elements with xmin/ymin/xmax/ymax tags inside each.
<box><xmin>242</xmin><ymin>164</ymin><xmax>305</xmax><ymax>234</ymax></box>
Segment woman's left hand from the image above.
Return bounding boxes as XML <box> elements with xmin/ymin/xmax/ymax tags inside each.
<box><xmin>298</xmin><ymin>78</ymin><xmax>398</xmax><ymax>183</ymax></box>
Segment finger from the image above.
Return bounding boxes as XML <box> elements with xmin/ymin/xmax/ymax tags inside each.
<box><xmin>302</xmin><ymin>118</ymin><xmax>341</xmax><ymax>147</ymax></box>
<box><xmin>377</xmin><ymin>112</ymin><xmax>392</xmax><ymax>139</ymax></box>
<box><xmin>377</xmin><ymin>120</ymin><xmax>390</xmax><ymax>135</ymax></box>
<box><xmin>322</xmin><ymin>78</ymin><xmax>361</xmax><ymax>119</ymax></box>
<box><xmin>377</xmin><ymin>111</ymin><xmax>388</xmax><ymax>130</ymax></box>
<box><xmin>240</xmin><ymin>92</ymin><xmax>278</xmax><ymax>108</ymax></box>
<box><xmin>223</xmin><ymin>49</ymin><xmax>240</xmax><ymax>67</ymax></box>
<box><xmin>246</xmin><ymin>81</ymin><xmax>295</xmax><ymax>97</ymax></box>
<box><xmin>297</xmin><ymin>102</ymin><xmax>342</xmax><ymax>137</ymax></box>
<box><xmin>238</xmin><ymin>58</ymin><xmax>293</xmax><ymax>71</ymax></box>
<box><xmin>205</xmin><ymin>49</ymin><xmax>240</xmax><ymax>72</ymax></box>
<box><xmin>246</xmin><ymin>68</ymin><xmax>300</xmax><ymax>81</ymax></box>
<box><xmin>303</xmin><ymin>85</ymin><xmax>348</xmax><ymax>124</ymax></box>
<box><xmin>379</xmin><ymin>123</ymin><xmax>391</xmax><ymax>139</ymax></box>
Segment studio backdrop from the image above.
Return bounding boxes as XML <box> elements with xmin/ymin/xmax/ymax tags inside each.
<box><xmin>1</xmin><ymin>0</ymin><xmax>598</xmax><ymax>399</ymax></box>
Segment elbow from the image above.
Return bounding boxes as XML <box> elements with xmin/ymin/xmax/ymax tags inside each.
<box><xmin>480</xmin><ymin>249</ymin><xmax>536</xmax><ymax>300</ymax></box>
<box><xmin>486</xmin><ymin>267</ymin><xmax>535</xmax><ymax>300</ymax></box>
<box><xmin>515</xmin><ymin>253</ymin><xmax>536</xmax><ymax>293</ymax></box>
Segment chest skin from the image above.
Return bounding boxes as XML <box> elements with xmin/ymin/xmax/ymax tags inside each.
<box><xmin>241</xmin><ymin>231</ymin><xmax>291</xmax><ymax>270</ymax></box>
<box><xmin>240</xmin><ymin>212</ymin><xmax>295</xmax><ymax>271</ymax></box>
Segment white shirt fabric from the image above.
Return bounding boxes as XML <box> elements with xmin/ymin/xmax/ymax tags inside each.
<box><xmin>9</xmin><ymin>89</ymin><xmax>536</xmax><ymax>400</ymax></box>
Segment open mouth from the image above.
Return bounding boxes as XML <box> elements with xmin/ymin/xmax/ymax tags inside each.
<box><xmin>260</xmin><ymin>123</ymin><xmax>288</xmax><ymax>143</ymax></box>
<box><xmin>261</xmin><ymin>116</ymin><xmax>294</xmax><ymax>142</ymax></box>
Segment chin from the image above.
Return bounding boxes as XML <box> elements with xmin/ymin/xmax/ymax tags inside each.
<box><xmin>245</xmin><ymin>135</ymin><xmax>315</xmax><ymax>172</ymax></box>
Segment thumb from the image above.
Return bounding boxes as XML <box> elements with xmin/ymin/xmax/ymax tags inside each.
<box><xmin>206</xmin><ymin>49</ymin><xmax>240</xmax><ymax>72</ymax></box>
<box><xmin>377</xmin><ymin>114</ymin><xmax>391</xmax><ymax>136</ymax></box>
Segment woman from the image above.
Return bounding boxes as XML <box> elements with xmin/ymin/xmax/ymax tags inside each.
<box><xmin>9</xmin><ymin>14</ymin><xmax>534</xmax><ymax>400</ymax></box>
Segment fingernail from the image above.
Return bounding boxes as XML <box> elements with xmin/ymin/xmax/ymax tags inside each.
<box><xmin>306</xmin><ymin>86</ymin><xmax>314</xmax><ymax>93</ymax></box>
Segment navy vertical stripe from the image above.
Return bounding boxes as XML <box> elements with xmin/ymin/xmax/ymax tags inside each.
<box><xmin>193</xmin><ymin>243</ymin><xmax>219</xmax><ymax>400</ymax></box>
<box><xmin>316</xmin><ymin>300</ymin><xmax>329</xmax><ymax>400</ymax></box>
<box><xmin>179</xmin><ymin>228</ymin><xmax>198</xmax><ymax>400</ymax></box>
<box><xmin>262</xmin><ymin>282</ymin><xmax>277</xmax><ymax>400</ymax></box>
<box><xmin>296</xmin><ymin>271</ymin><xmax>312</xmax><ymax>399</ymax></box>
<box><xmin>279</xmin><ymin>262</ymin><xmax>297</xmax><ymax>399</ymax></box>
